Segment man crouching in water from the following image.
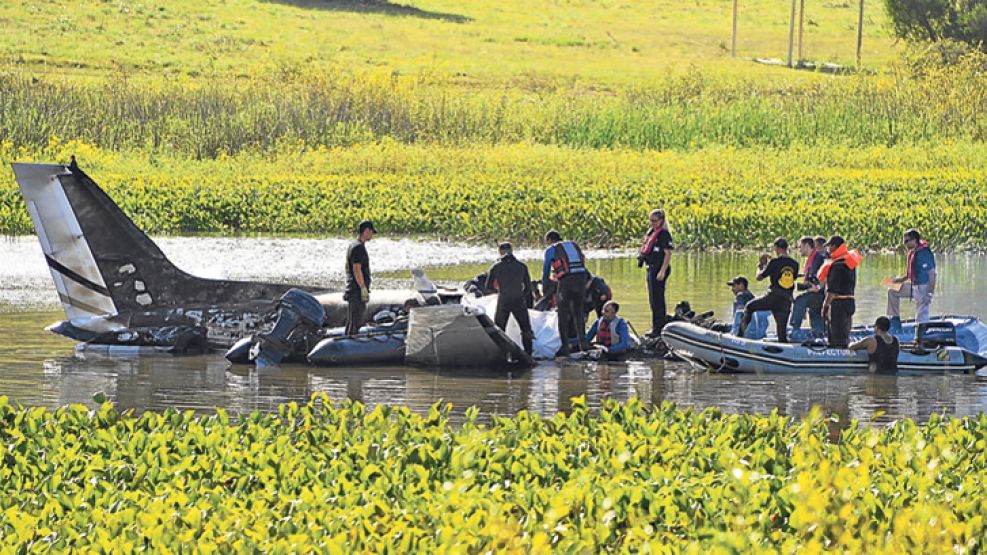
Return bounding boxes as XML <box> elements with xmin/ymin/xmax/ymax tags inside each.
<box><xmin>585</xmin><ymin>301</ymin><xmax>631</xmax><ymax>359</ymax></box>
<box><xmin>849</xmin><ymin>316</ymin><xmax>899</xmax><ymax>374</ymax></box>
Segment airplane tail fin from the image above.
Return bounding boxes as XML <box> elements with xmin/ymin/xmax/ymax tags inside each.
<box><xmin>12</xmin><ymin>162</ymin><xmax>295</xmax><ymax>323</ymax></box>
<box><xmin>13</xmin><ymin>162</ymin><xmax>119</xmax><ymax>323</ymax></box>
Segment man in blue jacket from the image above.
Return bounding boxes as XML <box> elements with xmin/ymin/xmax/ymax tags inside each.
<box><xmin>888</xmin><ymin>228</ymin><xmax>936</xmax><ymax>326</ymax></box>
<box><xmin>585</xmin><ymin>301</ymin><xmax>631</xmax><ymax>356</ymax></box>
<box><xmin>728</xmin><ymin>276</ymin><xmax>769</xmax><ymax>339</ymax></box>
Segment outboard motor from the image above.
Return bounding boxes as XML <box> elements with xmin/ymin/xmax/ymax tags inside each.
<box><xmin>248</xmin><ymin>288</ymin><xmax>326</xmax><ymax>368</ymax></box>
<box><xmin>916</xmin><ymin>321</ymin><xmax>957</xmax><ymax>349</ymax></box>
<box><xmin>225</xmin><ymin>336</ymin><xmax>255</xmax><ymax>364</ymax></box>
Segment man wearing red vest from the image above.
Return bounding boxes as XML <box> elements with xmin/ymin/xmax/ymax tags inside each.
<box><xmin>887</xmin><ymin>228</ymin><xmax>936</xmax><ymax>326</ymax></box>
<box><xmin>790</xmin><ymin>236</ymin><xmax>826</xmax><ymax>335</ymax></box>
<box><xmin>585</xmin><ymin>301</ymin><xmax>631</xmax><ymax>357</ymax></box>
<box><xmin>542</xmin><ymin>230</ymin><xmax>589</xmax><ymax>354</ymax></box>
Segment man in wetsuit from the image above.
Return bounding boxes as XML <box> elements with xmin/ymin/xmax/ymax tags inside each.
<box><xmin>485</xmin><ymin>242</ymin><xmax>534</xmax><ymax>355</ymax></box>
<box><xmin>820</xmin><ymin>235</ymin><xmax>859</xmax><ymax>348</ymax></box>
<box><xmin>740</xmin><ymin>237</ymin><xmax>799</xmax><ymax>343</ymax></box>
<box><xmin>542</xmin><ymin>230</ymin><xmax>589</xmax><ymax>354</ymax></box>
<box><xmin>344</xmin><ymin>220</ymin><xmax>375</xmax><ymax>335</ymax></box>
<box><xmin>585</xmin><ymin>300</ymin><xmax>631</xmax><ymax>357</ymax></box>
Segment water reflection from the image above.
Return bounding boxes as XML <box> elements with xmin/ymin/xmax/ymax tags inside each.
<box><xmin>3</xmin><ymin>325</ymin><xmax>987</xmax><ymax>425</ymax></box>
<box><xmin>3</xmin><ymin>235</ymin><xmax>987</xmax><ymax>424</ymax></box>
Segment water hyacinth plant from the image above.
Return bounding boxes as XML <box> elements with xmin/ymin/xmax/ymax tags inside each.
<box><xmin>0</xmin><ymin>395</ymin><xmax>983</xmax><ymax>552</ymax></box>
<box><xmin>3</xmin><ymin>139</ymin><xmax>987</xmax><ymax>249</ymax></box>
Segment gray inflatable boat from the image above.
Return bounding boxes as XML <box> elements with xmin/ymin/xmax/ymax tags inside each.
<box><xmin>662</xmin><ymin>321</ymin><xmax>987</xmax><ymax>375</ymax></box>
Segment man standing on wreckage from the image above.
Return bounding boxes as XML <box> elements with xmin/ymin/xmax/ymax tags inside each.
<box><xmin>344</xmin><ymin>220</ymin><xmax>376</xmax><ymax>335</ymax></box>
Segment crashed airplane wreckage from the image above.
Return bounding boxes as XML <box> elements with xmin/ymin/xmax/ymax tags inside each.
<box><xmin>11</xmin><ymin>161</ymin><xmax>535</xmax><ymax>369</ymax></box>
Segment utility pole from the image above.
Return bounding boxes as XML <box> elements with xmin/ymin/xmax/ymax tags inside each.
<box><xmin>856</xmin><ymin>0</ymin><xmax>864</xmax><ymax>67</ymax></box>
<box><xmin>797</xmin><ymin>0</ymin><xmax>805</xmax><ymax>64</ymax></box>
<box><xmin>787</xmin><ymin>0</ymin><xmax>797</xmax><ymax>67</ymax></box>
<box><xmin>732</xmin><ymin>0</ymin><xmax>738</xmax><ymax>57</ymax></box>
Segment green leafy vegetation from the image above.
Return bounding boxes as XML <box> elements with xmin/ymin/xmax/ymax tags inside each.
<box><xmin>0</xmin><ymin>395</ymin><xmax>983</xmax><ymax>552</ymax></box>
<box><xmin>3</xmin><ymin>139</ymin><xmax>986</xmax><ymax>248</ymax></box>
<box><xmin>884</xmin><ymin>0</ymin><xmax>987</xmax><ymax>51</ymax></box>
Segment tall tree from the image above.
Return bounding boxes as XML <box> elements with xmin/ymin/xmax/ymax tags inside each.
<box><xmin>884</xmin><ymin>0</ymin><xmax>987</xmax><ymax>50</ymax></box>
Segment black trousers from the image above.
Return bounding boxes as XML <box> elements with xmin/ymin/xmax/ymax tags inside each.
<box><xmin>345</xmin><ymin>295</ymin><xmax>367</xmax><ymax>336</ymax></box>
<box><xmin>828</xmin><ymin>298</ymin><xmax>855</xmax><ymax>348</ymax></box>
<box><xmin>556</xmin><ymin>273</ymin><xmax>588</xmax><ymax>349</ymax></box>
<box><xmin>647</xmin><ymin>265</ymin><xmax>670</xmax><ymax>334</ymax></box>
<box><xmin>741</xmin><ymin>292</ymin><xmax>792</xmax><ymax>343</ymax></box>
<box><xmin>495</xmin><ymin>298</ymin><xmax>534</xmax><ymax>355</ymax></box>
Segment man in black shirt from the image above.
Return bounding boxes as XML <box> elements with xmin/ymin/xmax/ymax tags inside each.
<box><xmin>638</xmin><ymin>209</ymin><xmax>674</xmax><ymax>337</ymax></box>
<box><xmin>485</xmin><ymin>242</ymin><xmax>534</xmax><ymax>355</ymax></box>
<box><xmin>821</xmin><ymin>235</ymin><xmax>857</xmax><ymax>348</ymax></box>
<box><xmin>740</xmin><ymin>237</ymin><xmax>799</xmax><ymax>343</ymax></box>
<box><xmin>543</xmin><ymin>230</ymin><xmax>589</xmax><ymax>353</ymax></box>
<box><xmin>344</xmin><ymin>220</ymin><xmax>375</xmax><ymax>335</ymax></box>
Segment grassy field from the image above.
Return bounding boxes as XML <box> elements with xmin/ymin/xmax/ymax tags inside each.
<box><xmin>1</xmin><ymin>0</ymin><xmax>985</xmax><ymax>249</ymax></box>
<box><xmin>0</xmin><ymin>0</ymin><xmax>898</xmax><ymax>83</ymax></box>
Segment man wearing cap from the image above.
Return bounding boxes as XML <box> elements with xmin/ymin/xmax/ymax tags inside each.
<box><xmin>344</xmin><ymin>220</ymin><xmax>375</xmax><ymax>335</ymax></box>
<box><xmin>887</xmin><ymin>228</ymin><xmax>936</xmax><ymax>326</ymax></box>
<box><xmin>485</xmin><ymin>242</ymin><xmax>534</xmax><ymax>355</ymax></box>
<box><xmin>728</xmin><ymin>277</ymin><xmax>770</xmax><ymax>339</ymax></box>
<box><xmin>740</xmin><ymin>237</ymin><xmax>799</xmax><ymax>343</ymax></box>
<box><xmin>819</xmin><ymin>235</ymin><xmax>862</xmax><ymax>348</ymax></box>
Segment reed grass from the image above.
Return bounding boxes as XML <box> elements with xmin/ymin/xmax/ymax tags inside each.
<box><xmin>1</xmin><ymin>55</ymin><xmax>985</xmax><ymax>159</ymax></box>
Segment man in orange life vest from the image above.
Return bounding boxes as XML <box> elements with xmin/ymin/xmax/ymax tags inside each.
<box><xmin>819</xmin><ymin>235</ymin><xmax>862</xmax><ymax>348</ymax></box>
<box><xmin>740</xmin><ymin>237</ymin><xmax>799</xmax><ymax>343</ymax></box>
<box><xmin>542</xmin><ymin>230</ymin><xmax>589</xmax><ymax>354</ymax></box>
<box><xmin>585</xmin><ymin>300</ymin><xmax>631</xmax><ymax>357</ymax></box>
<box><xmin>887</xmin><ymin>228</ymin><xmax>936</xmax><ymax>326</ymax></box>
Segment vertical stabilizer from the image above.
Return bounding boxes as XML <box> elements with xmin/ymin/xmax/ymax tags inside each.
<box><xmin>12</xmin><ymin>162</ymin><xmax>304</xmax><ymax>320</ymax></box>
<box><xmin>12</xmin><ymin>163</ymin><xmax>118</xmax><ymax>323</ymax></box>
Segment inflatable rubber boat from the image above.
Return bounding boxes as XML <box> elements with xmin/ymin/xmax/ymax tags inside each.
<box><xmin>662</xmin><ymin>320</ymin><xmax>987</xmax><ymax>375</ymax></box>
<box><xmin>785</xmin><ymin>316</ymin><xmax>987</xmax><ymax>356</ymax></box>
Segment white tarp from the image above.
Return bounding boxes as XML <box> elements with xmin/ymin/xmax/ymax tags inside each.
<box><xmin>462</xmin><ymin>294</ymin><xmax>561</xmax><ymax>359</ymax></box>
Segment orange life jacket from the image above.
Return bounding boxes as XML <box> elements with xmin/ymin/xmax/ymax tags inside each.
<box><xmin>817</xmin><ymin>244</ymin><xmax>862</xmax><ymax>283</ymax></box>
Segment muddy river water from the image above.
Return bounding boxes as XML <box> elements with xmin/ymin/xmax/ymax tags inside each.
<box><xmin>2</xmin><ymin>236</ymin><xmax>987</xmax><ymax>424</ymax></box>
